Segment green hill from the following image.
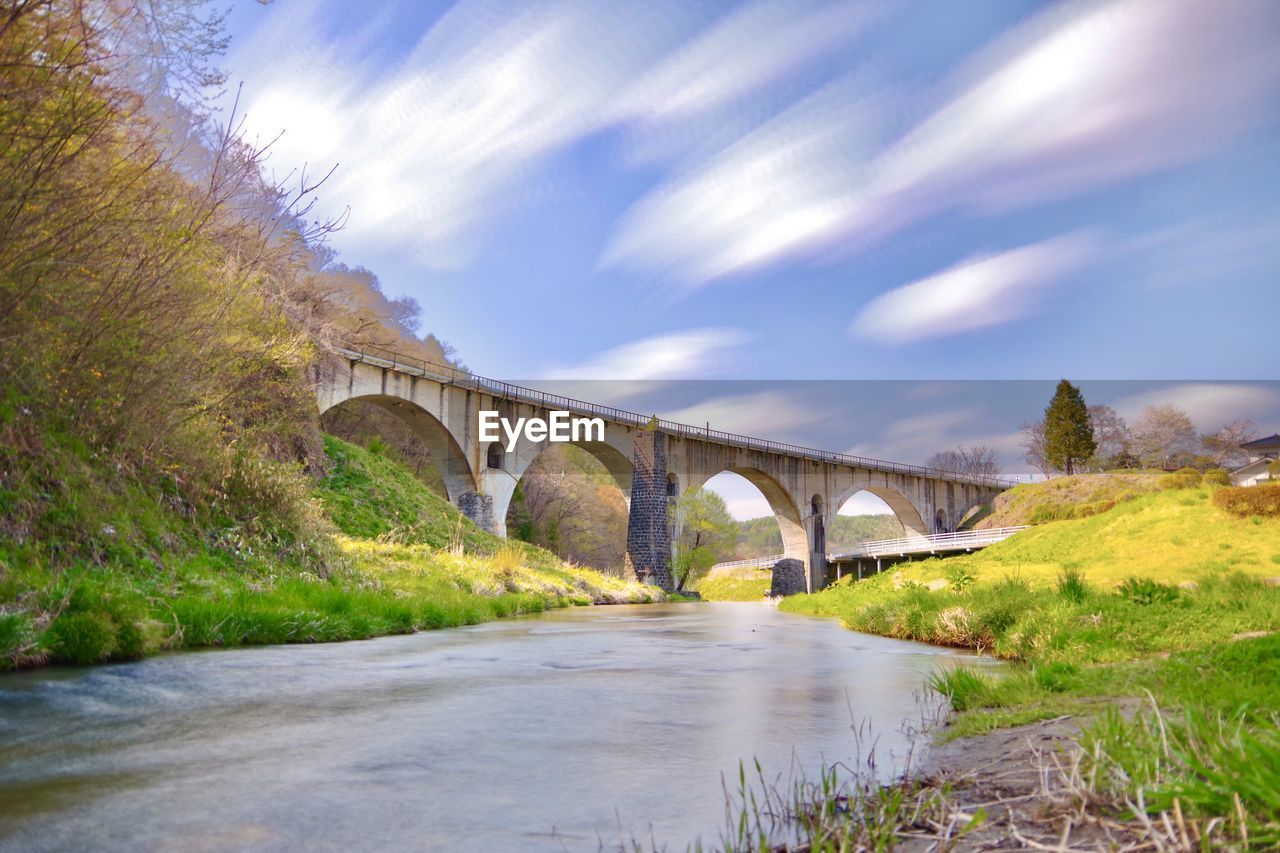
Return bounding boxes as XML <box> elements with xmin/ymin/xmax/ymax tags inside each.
<box><xmin>1</xmin><ymin>434</ymin><xmax>658</xmax><ymax>670</ymax></box>
<box><xmin>977</xmin><ymin>471</ymin><xmax>1163</xmax><ymax>528</ymax></box>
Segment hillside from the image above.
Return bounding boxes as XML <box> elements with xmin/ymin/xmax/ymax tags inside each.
<box><xmin>977</xmin><ymin>471</ymin><xmax>1163</xmax><ymax>528</ymax></box>
<box><xmin>0</xmin><ymin>435</ymin><xmax>658</xmax><ymax>670</ymax></box>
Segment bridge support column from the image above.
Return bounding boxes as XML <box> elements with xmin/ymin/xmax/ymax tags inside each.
<box><xmin>625</xmin><ymin>429</ymin><xmax>672</xmax><ymax>591</ymax></box>
<box><xmin>458</xmin><ymin>492</ymin><xmax>496</xmax><ymax>535</ymax></box>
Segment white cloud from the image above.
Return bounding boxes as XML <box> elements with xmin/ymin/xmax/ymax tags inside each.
<box><xmin>540</xmin><ymin>328</ymin><xmax>750</xmax><ymax>381</ymax></box>
<box><xmin>845</xmin><ymin>408</ymin><xmax>1020</xmax><ymax>467</ymax></box>
<box><xmin>230</xmin><ymin>0</ymin><xmax>871</xmax><ymax>268</ymax></box>
<box><xmin>661</xmin><ymin>391</ymin><xmax>817</xmax><ymax>437</ymax></box>
<box><xmin>848</xmin><ymin>233</ymin><xmax>1095</xmax><ymax>344</ymax></box>
<box><xmin>1113</xmin><ymin>384</ymin><xmax>1280</xmax><ymax>432</ymax></box>
<box><xmin>602</xmin><ymin>0</ymin><xmax>1280</xmax><ymax>286</ymax></box>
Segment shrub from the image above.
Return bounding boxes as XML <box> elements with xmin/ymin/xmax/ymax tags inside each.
<box><xmin>1117</xmin><ymin>576</ymin><xmax>1179</xmax><ymax>606</ymax></box>
<box><xmin>45</xmin><ymin>612</ymin><xmax>118</xmax><ymax>665</ymax></box>
<box><xmin>1211</xmin><ymin>485</ymin><xmax>1280</xmax><ymax>518</ymax></box>
<box><xmin>1160</xmin><ymin>468</ymin><xmax>1202</xmax><ymax>490</ymax></box>
<box><xmin>1056</xmin><ymin>567</ymin><xmax>1090</xmax><ymax>603</ymax></box>
<box><xmin>1202</xmin><ymin>468</ymin><xmax>1230</xmax><ymax>487</ymax></box>
<box><xmin>946</xmin><ymin>565</ymin><xmax>975</xmax><ymax>592</ymax></box>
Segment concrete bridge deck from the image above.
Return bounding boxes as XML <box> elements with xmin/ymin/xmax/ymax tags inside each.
<box><xmin>316</xmin><ymin>346</ymin><xmax>1016</xmax><ymax>592</ymax></box>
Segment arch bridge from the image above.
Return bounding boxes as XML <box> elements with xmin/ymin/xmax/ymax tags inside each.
<box><xmin>315</xmin><ymin>347</ymin><xmax>1013</xmax><ymax>593</ymax></box>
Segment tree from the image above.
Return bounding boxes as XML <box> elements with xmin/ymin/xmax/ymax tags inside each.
<box><xmin>1087</xmin><ymin>405</ymin><xmax>1133</xmax><ymax>470</ymax></box>
<box><xmin>1200</xmin><ymin>420</ymin><xmax>1257</xmax><ymax>469</ymax></box>
<box><xmin>1132</xmin><ymin>405</ymin><xmax>1198</xmax><ymax>468</ymax></box>
<box><xmin>1043</xmin><ymin>380</ymin><xmax>1096</xmax><ymax>475</ymax></box>
<box><xmin>925</xmin><ymin>445</ymin><xmax>1002</xmax><ymax>480</ymax></box>
<box><xmin>672</xmin><ymin>489</ymin><xmax>736</xmax><ymax>590</ymax></box>
<box><xmin>1019</xmin><ymin>419</ymin><xmax>1054</xmax><ymax>476</ymax></box>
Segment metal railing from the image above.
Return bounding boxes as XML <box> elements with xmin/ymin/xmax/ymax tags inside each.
<box><xmin>829</xmin><ymin>526</ymin><xmax>1029</xmax><ymax>560</ymax></box>
<box><xmin>707</xmin><ymin>554</ymin><xmax>786</xmax><ymax>573</ymax></box>
<box><xmin>333</xmin><ymin>345</ymin><xmax>1018</xmax><ymax>489</ymax></box>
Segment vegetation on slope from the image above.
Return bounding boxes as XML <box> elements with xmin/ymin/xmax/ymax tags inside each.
<box><xmin>0</xmin><ymin>435</ymin><xmax>658</xmax><ymax>671</ymax></box>
<box><xmin>782</xmin><ymin>478</ymin><xmax>1280</xmax><ymax>843</ymax></box>
<box><xmin>693</xmin><ymin>569</ymin><xmax>772</xmax><ymax>602</ymax></box>
<box><xmin>977</xmin><ymin>470</ymin><xmax>1163</xmax><ymax>527</ymax></box>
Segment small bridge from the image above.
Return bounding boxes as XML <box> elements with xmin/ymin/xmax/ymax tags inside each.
<box><xmin>828</xmin><ymin>526</ymin><xmax>1029</xmax><ymax>579</ymax></box>
<box><xmin>315</xmin><ymin>346</ymin><xmax>1015</xmax><ymax>593</ymax></box>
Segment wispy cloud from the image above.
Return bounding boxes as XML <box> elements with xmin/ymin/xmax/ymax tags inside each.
<box><xmin>848</xmin><ymin>233</ymin><xmax>1096</xmax><ymax>344</ymax></box>
<box><xmin>846</xmin><ymin>408</ymin><xmax>1021</xmax><ymax>466</ymax></box>
<box><xmin>1113</xmin><ymin>384</ymin><xmax>1280</xmax><ymax>432</ymax></box>
<box><xmin>603</xmin><ymin>0</ymin><xmax>1280</xmax><ymax>286</ymax></box>
<box><xmin>540</xmin><ymin>328</ymin><xmax>750</xmax><ymax>381</ymax></box>
<box><xmin>231</xmin><ymin>0</ymin><xmax>871</xmax><ymax>268</ymax></box>
<box><xmin>661</xmin><ymin>391</ymin><xmax>817</xmax><ymax>436</ymax></box>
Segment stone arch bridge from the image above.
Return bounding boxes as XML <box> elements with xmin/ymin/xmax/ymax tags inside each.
<box><xmin>315</xmin><ymin>348</ymin><xmax>1012</xmax><ymax>593</ymax></box>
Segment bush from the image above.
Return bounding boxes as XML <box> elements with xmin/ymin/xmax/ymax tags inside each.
<box><xmin>1056</xmin><ymin>567</ymin><xmax>1090</xmax><ymax>603</ymax></box>
<box><xmin>45</xmin><ymin>612</ymin><xmax>118</xmax><ymax>665</ymax></box>
<box><xmin>1117</xmin><ymin>576</ymin><xmax>1179</xmax><ymax>606</ymax></box>
<box><xmin>1211</xmin><ymin>485</ymin><xmax>1280</xmax><ymax>518</ymax></box>
<box><xmin>1160</xmin><ymin>467</ymin><xmax>1202</xmax><ymax>490</ymax></box>
<box><xmin>1202</xmin><ymin>468</ymin><xmax>1230</xmax><ymax>487</ymax></box>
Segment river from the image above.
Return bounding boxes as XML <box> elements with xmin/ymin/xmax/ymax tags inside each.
<box><xmin>0</xmin><ymin>602</ymin><xmax>987</xmax><ymax>851</ymax></box>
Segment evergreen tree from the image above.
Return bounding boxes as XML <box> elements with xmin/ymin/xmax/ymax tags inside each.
<box><xmin>1043</xmin><ymin>380</ymin><xmax>1096</xmax><ymax>475</ymax></box>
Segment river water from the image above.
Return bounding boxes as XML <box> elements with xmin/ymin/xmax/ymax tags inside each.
<box><xmin>0</xmin><ymin>603</ymin><xmax>986</xmax><ymax>851</ymax></box>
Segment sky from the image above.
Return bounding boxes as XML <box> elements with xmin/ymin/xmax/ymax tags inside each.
<box><xmin>221</xmin><ymin>0</ymin><xmax>1280</xmax><ymax>518</ymax></box>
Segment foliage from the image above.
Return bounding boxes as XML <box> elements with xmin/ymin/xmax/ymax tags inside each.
<box><xmin>504</xmin><ymin>444</ymin><xmax>628</xmax><ymax>573</ymax></box>
<box><xmin>1056</xmin><ymin>567</ymin><xmax>1090</xmax><ymax>603</ymax></box>
<box><xmin>1043</xmin><ymin>380</ymin><xmax>1097</xmax><ymax>475</ymax></box>
<box><xmin>673</xmin><ymin>488</ymin><xmax>737</xmax><ymax>589</ymax></box>
<box><xmin>1212</xmin><ymin>485</ymin><xmax>1280</xmax><ymax>518</ymax></box>
<box><xmin>1160</xmin><ymin>466</ymin><xmax>1202</xmax><ymax>489</ymax></box>
<box><xmin>925</xmin><ymin>444</ymin><xmax>1002</xmax><ymax>480</ymax></box>
<box><xmin>1116</xmin><ymin>576</ymin><xmax>1180</xmax><ymax>606</ymax></box>
<box><xmin>1202</xmin><ymin>467</ymin><xmax>1231</xmax><ymax>486</ymax></box>
<box><xmin>979</xmin><ymin>471</ymin><xmax>1161</xmax><ymax>528</ymax></box>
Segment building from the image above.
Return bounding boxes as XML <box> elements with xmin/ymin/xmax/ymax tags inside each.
<box><xmin>1230</xmin><ymin>433</ymin><xmax>1280</xmax><ymax>487</ymax></box>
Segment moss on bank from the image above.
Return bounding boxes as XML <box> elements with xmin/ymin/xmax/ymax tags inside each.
<box><xmin>1</xmin><ymin>436</ymin><xmax>659</xmax><ymax>670</ymax></box>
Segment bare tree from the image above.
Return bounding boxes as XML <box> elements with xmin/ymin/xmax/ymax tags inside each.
<box><xmin>1201</xmin><ymin>420</ymin><xmax>1257</xmax><ymax>469</ymax></box>
<box><xmin>926</xmin><ymin>444</ymin><xmax>1003</xmax><ymax>479</ymax></box>
<box><xmin>1019</xmin><ymin>419</ymin><xmax>1054</xmax><ymax>477</ymax></box>
<box><xmin>1088</xmin><ymin>404</ymin><xmax>1133</xmax><ymax>469</ymax></box>
<box><xmin>1132</xmin><ymin>405</ymin><xmax>1198</xmax><ymax>468</ymax></box>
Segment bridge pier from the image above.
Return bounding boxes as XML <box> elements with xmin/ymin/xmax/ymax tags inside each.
<box><xmin>457</xmin><ymin>492</ymin><xmax>496</xmax><ymax>534</ymax></box>
<box><xmin>625</xmin><ymin>429</ymin><xmax>673</xmax><ymax>591</ymax></box>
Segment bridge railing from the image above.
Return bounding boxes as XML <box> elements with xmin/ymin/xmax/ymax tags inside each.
<box><xmin>333</xmin><ymin>345</ymin><xmax>1018</xmax><ymax>489</ymax></box>
<box><xmin>829</xmin><ymin>526</ymin><xmax>1029</xmax><ymax>560</ymax></box>
<box><xmin>707</xmin><ymin>554</ymin><xmax>786</xmax><ymax>573</ymax></box>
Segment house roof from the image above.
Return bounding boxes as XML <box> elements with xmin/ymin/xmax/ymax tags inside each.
<box><xmin>1231</xmin><ymin>458</ymin><xmax>1275</xmax><ymax>476</ymax></box>
<box><xmin>1241</xmin><ymin>433</ymin><xmax>1280</xmax><ymax>449</ymax></box>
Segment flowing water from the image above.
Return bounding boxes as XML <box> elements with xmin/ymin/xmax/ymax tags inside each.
<box><xmin>0</xmin><ymin>603</ymin><xmax>989</xmax><ymax>851</ymax></box>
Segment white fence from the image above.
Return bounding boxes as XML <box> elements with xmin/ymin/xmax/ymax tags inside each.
<box><xmin>830</xmin><ymin>526</ymin><xmax>1029</xmax><ymax>560</ymax></box>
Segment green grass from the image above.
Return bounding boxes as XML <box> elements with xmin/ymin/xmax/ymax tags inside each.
<box><xmin>694</xmin><ymin>570</ymin><xmax>771</xmax><ymax>601</ymax></box>
<box><xmin>1</xmin><ymin>435</ymin><xmax>659</xmax><ymax>670</ymax></box>
<box><xmin>783</xmin><ymin>480</ymin><xmax>1280</xmax><ymax>845</ymax></box>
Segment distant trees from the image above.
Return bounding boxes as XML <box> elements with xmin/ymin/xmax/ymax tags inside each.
<box><xmin>925</xmin><ymin>445</ymin><xmax>1002</xmax><ymax>480</ymax></box>
<box><xmin>1088</xmin><ymin>404</ymin><xmax>1135</xmax><ymax>469</ymax></box>
<box><xmin>1043</xmin><ymin>381</ymin><xmax>1096</xmax><ymax>475</ymax></box>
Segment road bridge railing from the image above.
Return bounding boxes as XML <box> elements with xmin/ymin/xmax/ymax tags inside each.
<box><xmin>332</xmin><ymin>345</ymin><xmax>1018</xmax><ymax>490</ymax></box>
<box><xmin>829</xmin><ymin>526</ymin><xmax>1029</xmax><ymax>560</ymax></box>
<box><xmin>706</xmin><ymin>554</ymin><xmax>786</xmax><ymax>575</ymax></box>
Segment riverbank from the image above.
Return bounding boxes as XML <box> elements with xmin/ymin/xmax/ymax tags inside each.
<box><xmin>0</xmin><ymin>436</ymin><xmax>659</xmax><ymax>670</ymax></box>
<box><xmin>766</xmin><ymin>483</ymin><xmax>1280</xmax><ymax>847</ymax></box>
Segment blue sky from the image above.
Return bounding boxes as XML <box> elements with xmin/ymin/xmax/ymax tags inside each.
<box><xmin>221</xmin><ymin>0</ymin><xmax>1280</xmax><ymax>516</ymax></box>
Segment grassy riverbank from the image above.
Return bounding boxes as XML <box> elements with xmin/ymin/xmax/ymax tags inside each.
<box><xmin>0</xmin><ymin>436</ymin><xmax>658</xmax><ymax>670</ymax></box>
<box><xmin>775</xmin><ymin>481</ymin><xmax>1280</xmax><ymax>846</ymax></box>
<box><xmin>693</xmin><ymin>568</ymin><xmax>771</xmax><ymax>601</ymax></box>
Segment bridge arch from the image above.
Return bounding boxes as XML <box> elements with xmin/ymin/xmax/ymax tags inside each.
<box><xmin>832</xmin><ymin>482</ymin><xmax>928</xmax><ymax>538</ymax></box>
<box><xmin>720</xmin><ymin>466</ymin><xmax>808</xmax><ymax>564</ymax></box>
<box><xmin>318</xmin><ymin>394</ymin><xmax>479</xmax><ymax>502</ymax></box>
